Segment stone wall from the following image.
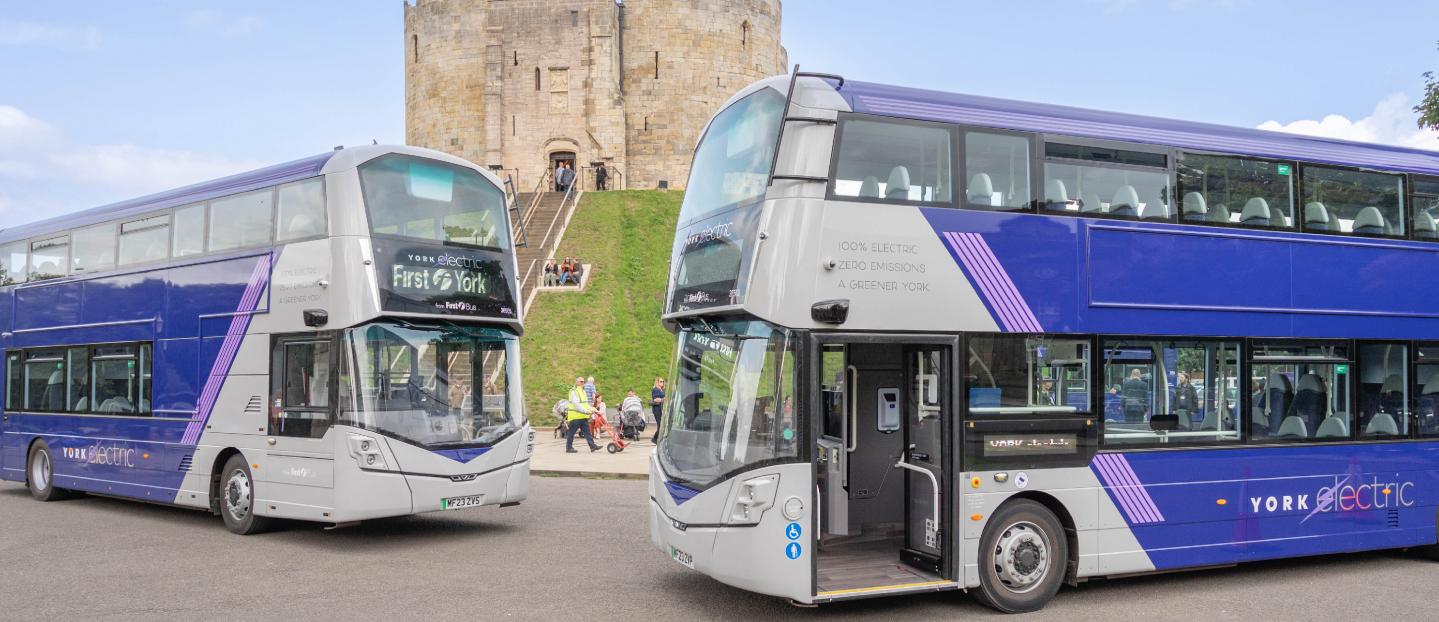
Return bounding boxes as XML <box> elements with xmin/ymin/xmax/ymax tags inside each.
<box><xmin>404</xmin><ymin>0</ymin><xmax>786</xmax><ymax>192</ymax></box>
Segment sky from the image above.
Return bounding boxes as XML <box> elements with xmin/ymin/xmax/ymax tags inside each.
<box><xmin>2</xmin><ymin>0</ymin><xmax>1439</xmax><ymax>219</ymax></box>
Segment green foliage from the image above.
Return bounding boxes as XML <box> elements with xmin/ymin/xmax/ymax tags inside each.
<box><xmin>520</xmin><ymin>191</ymin><xmax>680</xmax><ymax>424</ymax></box>
<box><xmin>1417</xmin><ymin>41</ymin><xmax>1439</xmax><ymax>131</ymax></box>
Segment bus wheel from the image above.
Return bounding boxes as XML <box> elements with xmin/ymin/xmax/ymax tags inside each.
<box><xmin>219</xmin><ymin>455</ymin><xmax>272</xmax><ymax>535</ymax></box>
<box><xmin>27</xmin><ymin>441</ymin><xmax>70</xmax><ymax>502</ymax></box>
<box><xmin>974</xmin><ymin>499</ymin><xmax>1068</xmax><ymax>614</ymax></box>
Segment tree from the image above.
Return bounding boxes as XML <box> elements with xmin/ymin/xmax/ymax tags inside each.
<box><xmin>1417</xmin><ymin>41</ymin><xmax>1439</xmax><ymax>131</ymax></box>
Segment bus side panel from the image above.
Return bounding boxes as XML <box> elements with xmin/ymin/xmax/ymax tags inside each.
<box><xmin>17</xmin><ymin>413</ymin><xmax>189</xmax><ymax>499</ymax></box>
<box><xmin>1097</xmin><ymin>444</ymin><xmax>1439</xmax><ymax>570</ymax></box>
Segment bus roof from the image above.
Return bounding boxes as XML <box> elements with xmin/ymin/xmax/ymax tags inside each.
<box><xmin>0</xmin><ymin>151</ymin><xmax>336</xmax><ymax>245</ymax></box>
<box><xmin>841</xmin><ymin>80</ymin><xmax>1439</xmax><ymax>176</ymax></box>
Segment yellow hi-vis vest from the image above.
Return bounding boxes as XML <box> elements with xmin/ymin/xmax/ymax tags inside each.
<box><xmin>566</xmin><ymin>387</ymin><xmax>591</xmax><ymax>421</ymax></box>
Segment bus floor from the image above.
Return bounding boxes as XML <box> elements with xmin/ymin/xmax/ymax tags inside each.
<box><xmin>816</xmin><ymin>536</ymin><xmax>943</xmax><ymax>594</ymax></box>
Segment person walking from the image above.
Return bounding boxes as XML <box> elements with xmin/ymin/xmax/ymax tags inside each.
<box><xmin>650</xmin><ymin>377</ymin><xmax>666</xmax><ymax>443</ymax></box>
<box><xmin>595</xmin><ymin>162</ymin><xmax>608</xmax><ymax>191</ymax></box>
<box><xmin>554</xmin><ymin>160</ymin><xmax>566</xmax><ymax>192</ymax></box>
<box><xmin>564</xmin><ymin>377</ymin><xmax>601</xmax><ymax>453</ymax></box>
<box><xmin>584</xmin><ymin>376</ymin><xmax>597</xmax><ymax>405</ymax></box>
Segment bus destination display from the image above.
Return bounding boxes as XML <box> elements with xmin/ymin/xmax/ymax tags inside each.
<box><xmin>983</xmin><ymin>433</ymin><xmax>1079</xmax><ymax>457</ymax></box>
<box><xmin>375</xmin><ymin>244</ymin><xmax>517</xmax><ymax>319</ymax></box>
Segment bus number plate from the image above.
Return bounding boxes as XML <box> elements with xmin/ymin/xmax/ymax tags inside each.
<box><xmin>441</xmin><ymin>495</ymin><xmax>485</xmax><ymax>510</ymax></box>
<box><xmin>670</xmin><ymin>546</ymin><xmax>695</xmax><ymax>569</ymax></box>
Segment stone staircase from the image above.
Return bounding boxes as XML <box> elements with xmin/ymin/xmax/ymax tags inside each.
<box><xmin>511</xmin><ymin>185</ymin><xmax>582</xmax><ymax>317</ymax></box>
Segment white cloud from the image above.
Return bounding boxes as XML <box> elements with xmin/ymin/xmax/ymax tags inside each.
<box><xmin>0</xmin><ymin>104</ymin><xmax>260</xmax><ymax>217</ymax></box>
<box><xmin>1257</xmin><ymin>93</ymin><xmax>1439</xmax><ymax>150</ymax></box>
<box><xmin>0</xmin><ymin>20</ymin><xmax>100</xmax><ymax>50</ymax></box>
<box><xmin>183</xmin><ymin>10</ymin><xmax>262</xmax><ymax>37</ymax></box>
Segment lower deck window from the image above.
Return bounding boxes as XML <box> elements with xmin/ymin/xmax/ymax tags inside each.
<box><xmin>10</xmin><ymin>343</ymin><xmax>152</xmax><ymax>415</ymax></box>
<box><xmin>1101</xmin><ymin>339</ymin><xmax>1241</xmax><ymax>445</ymax></box>
<box><xmin>966</xmin><ymin>335</ymin><xmax>1091</xmax><ymax>416</ymax></box>
<box><xmin>1251</xmin><ymin>342</ymin><xmax>1351</xmax><ymax>441</ymax></box>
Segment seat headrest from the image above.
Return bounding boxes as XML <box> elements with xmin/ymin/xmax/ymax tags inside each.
<box><xmin>1381</xmin><ymin>374</ymin><xmax>1403</xmax><ymax>393</ymax></box>
<box><xmin>1354</xmin><ymin>206</ymin><xmax>1387</xmax><ymax>234</ymax></box>
<box><xmin>1296</xmin><ymin>373</ymin><xmax>1324</xmax><ymax>393</ymax></box>
<box><xmin>1209</xmin><ymin>203</ymin><xmax>1231</xmax><ymax>223</ymax></box>
<box><xmin>1182</xmin><ymin>192</ymin><xmax>1207</xmax><ymax>216</ymax></box>
<box><xmin>1081</xmin><ymin>192</ymin><xmax>1105</xmax><ymax>213</ymax></box>
<box><xmin>858</xmin><ymin>175</ymin><xmax>881</xmax><ymax>198</ymax></box>
<box><xmin>1045</xmin><ymin>178</ymin><xmax>1068</xmax><ymax>204</ymax></box>
<box><xmin>885</xmin><ymin>166</ymin><xmax>911</xmax><ymax>200</ymax></box>
<box><xmin>1304</xmin><ymin>202</ymin><xmax>1329</xmax><ymax>230</ymax></box>
<box><xmin>1111</xmin><ymin>186</ymin><xmax>1140</xmax><ymax>211</ymax></box>
<box><xmin>1240</xmin><ymin>197</ymin><xmax>1271</xmax><ymax>224</ymax></box>
<box><xmin>1416</xmin><ymin>210</ymin><xmax>1438</xmax><ymax>237</ymax></box>
<box><xmin>1267</xmin><ymin>373</ymin><xmax>1292</xmax><ymax>392</ymax></box>
<box><xmin>968</xmin><ymin>173</ymin><xmax>995</xmax><ymax>205</ymax></box>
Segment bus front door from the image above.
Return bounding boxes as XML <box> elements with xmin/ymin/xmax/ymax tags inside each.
<box><xmin>900</xmin><ymin>345</ymin><xmax>948</xmax><ymax>574</ymax></box>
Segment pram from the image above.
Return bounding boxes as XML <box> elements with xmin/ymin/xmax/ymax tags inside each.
<box><xmin>617</xmin><ymin>404</ymin><xmax>646</xmax><ymax>441</ymax></box>
<box><xmin>588</xmin><ymin>408</ymin><xmax>628</xmax><ymax>453</ymax></box>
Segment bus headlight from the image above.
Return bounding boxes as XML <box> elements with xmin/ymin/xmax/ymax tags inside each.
<box><xmin>348</xmin><ymin>434</ymin><xmax>390</xmax><ymax>471</ymax></box>
<box><xmin>727</xmin><ymin>474</ymin><xmax>779</xmax><ymax>524</ymax></box>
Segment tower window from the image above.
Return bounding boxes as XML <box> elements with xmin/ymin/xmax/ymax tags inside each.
<box><xmin>535</xmin><ymin>67</ymin><xmax>541</xmax><ymax>91</ymax></box>
<box><xmin>570</xmin><ymin>10</ymin><xmax>578</xmax><ymax>26</ymax></box>
<box><xmin>412</xmin><ymin>35</ymin><xmax>419</xmax><ymax>63</ymax></box>
<box><xmin>513</xmin><ymin>51</ymin><xmax>518</xmax><ymax>66</ymax></box>
<box><xmin>654</xmin><ymin>51</ymin><xmax>659</xmax><ymax>79</ymax></box>
<box><xmin>742</xmin><ymin>21</ymin><xmax>749</xmax><ymax>47</ymax></box>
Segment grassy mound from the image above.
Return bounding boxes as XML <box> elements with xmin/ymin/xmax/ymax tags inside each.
<box><xmin>520</xmin><ymin>190</ymin><xmax>680</xmax><ymax>424</ymax></box>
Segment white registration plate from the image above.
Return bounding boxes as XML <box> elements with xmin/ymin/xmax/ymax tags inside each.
<box><xmin>670</xmin><ymin>545</ymin><xmax>694</xmax><ymax>569</ymax></box>
<box><xmin>441</xmin><ymin>495</ymin><xmax>485</xmax><ymax>510</ymax></box>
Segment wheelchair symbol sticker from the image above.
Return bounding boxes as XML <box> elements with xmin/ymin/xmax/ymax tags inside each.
<box><xmin>785</xmin><ymin>542</ymin><xmax>802</xmax><ymax>560</ymax></box>
<box><xmin>1015</xmin><ymin>472</ymin><xmax>1029</xmax><ymax>489</ymax></box>
<box><xmin>785</xmin><ymin>522</ymin><xmax>802</xmax><ymax>541</ymax></box>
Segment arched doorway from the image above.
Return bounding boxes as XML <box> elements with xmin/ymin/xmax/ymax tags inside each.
<box><xmin>549</xmin><ymin>151</ymin><xmax>576</xmax><ymax>191</ymax></box>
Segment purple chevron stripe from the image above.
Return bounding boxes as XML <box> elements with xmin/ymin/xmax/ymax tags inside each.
<box><xmin>940</xmin><ymin>231</ymin><xmax>1043</xmax><ymax>333</ymax></box>
<box><xmin>180</xmin><ymin>254</ymin><xmax>272</xmax><ymax>446</ymax></box>
<box><xmin>1092</xmin><ymin>453</ymin><xmax>1166</xmax><ymax>524</ymax></box>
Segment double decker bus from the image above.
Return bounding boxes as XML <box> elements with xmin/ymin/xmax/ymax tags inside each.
<box><xmin>0</xmin><ymin>145</ymin><xmax>531</xmax><ymax>534</ymax></box>
<box><xmin>650</xmin><ymin>69</ymin><xmax>1439</xmax><ymax>611</ymax></box>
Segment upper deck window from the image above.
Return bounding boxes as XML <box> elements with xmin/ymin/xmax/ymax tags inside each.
<box><xmin>1300</xmin><ymin>166</ymin><xmax>1405</xmax><ymax>237</ymax></box>
<box><xmin>1177</xmin><ymin>153</ymin><xmax>1294</xmax><ymax>229</ymax></box>
<box><xmin>209</xmin><ymin>189</ymin><xmax>273</xmax><ymax>253</ymax></box>
<box><xmin>964</xmin><ymin>131</ymin><xmax>1030</xmax><ymax>211</ymax></box>
<box><xmin>359</xmin><ymin>155</ymin><xmax>509</xmax><ymax>250</ymax></box>
<box><xmin>679</xmin><ymin>88</ymin><xmax>784</xmax><ymax>226</ymax></box>
<box><xmin>1042</xmin><ymin>142</ymin><xmax>1169</xmax><ymax>220</ymax></box>
<box><xmin>0</xmin><ymin>241</ymin><xmax>24</xmax><ymax>285</ymax></box>
<box><xmin>71</xmin><ymin>223</ymin><xmax>116</xmax><ymax>274</ymax></box>
<box><xmin>276</xmin><ymin>178</ymin><xmax>326</xmax><ymax>242</ymax></box>
<box><xmin>831</xmin><ymin>117</ymin><xmax>953</xmax><ymax>205</ymax></box>
<box><xmin>29</xmin><ymin>235</ymin><xmax>69</xmax><ymax>281</ymax></box>
<box><xmin>1411</xmin><ymin>176</ymin><xmax>1439</xmax><ymax>239</ymax></box>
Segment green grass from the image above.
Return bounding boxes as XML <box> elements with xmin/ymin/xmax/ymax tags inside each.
<box><xmin>520</xmin><ymin>190</ymin><xmax>680</xmax><ymax>424</ymax></box>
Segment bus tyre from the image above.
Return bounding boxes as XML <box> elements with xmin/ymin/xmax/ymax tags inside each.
<box><xmin>974</xmin><ymin>499</ymin><xmax>1067</xmax><ymax>614</ymax></box>
<box><xmin>219</xmin><ymin>455</ymin><xmax>273</xmax><ymax>535</ymax></box>
<box><xmin>27</xmin><ymin>441</ymin><xmax>70</xmax><ymax>502</ymax></box>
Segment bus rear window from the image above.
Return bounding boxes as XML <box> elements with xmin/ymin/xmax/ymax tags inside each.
<box><xmin>359</xmin><ymin>155</ymin><xmax>509</xmax><ymax>250</ymax></box>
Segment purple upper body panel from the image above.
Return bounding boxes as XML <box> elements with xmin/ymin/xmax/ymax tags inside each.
<box><xmin>841</xmin><ymin>80</ymin><xmax>1439</xmax><ymax>176</ymax></box>
<box><xmin>0</xmin><ymin>151</ymin><xmax>335</xmax><ymax>245</ymax></box>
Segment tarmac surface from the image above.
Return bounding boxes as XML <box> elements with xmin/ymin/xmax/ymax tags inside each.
<box><xmin>2</xmin><ymin>475</ymin><xmax>1437</xmax><ymax>621</ymax></box>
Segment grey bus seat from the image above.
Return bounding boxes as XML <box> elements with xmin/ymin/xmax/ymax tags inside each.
<box><xmin>1210</xmin><ymin>203</ymin><xmax>1232</xmax><ymax>223</ymax></box>
<box><xmin>1292</xmin><ymin>373</ymin><xmax>1327</xmax><ymax>433</ymax></box>
<box><xmin>1044</xmin><ymin>178</ymin><xmax>1068</xmax><ymax>210</ymax></box>
<box><xmin>885</xmin><ymin>166</ymin><xmax>911</xmax><ymax>200</ymax></box>
<box><xmin>858</xmin><ymin>175</ymin><xmax>881</xmax><ymax>198</ymax></box>
<box><xmin>1315</xmin><ymin>415</ymin><xmax>1348</xmax><ymax>439</ymax></box>
<box><xmin>1416</xmin><ymin>211</ymin><xmax>1438</xmax><ymax>239</ymax></box>
<box><xmin>1240</xmin><ymin>197</ymin><xmax>1271</xmax><ymax>226</ymax></box>
<box><xmin>1199</xmin><ymin>403</ymin><xmax>1232</xmax><ymax>432</ymax></box>
<box><xmin>1304</xmin><ymin>202</ymin><xmax>1330</xmax><ymax>231</ymax></box>
<box><xmin>1110</xmin><ymin>186</ymin><xmax>1139</xmax><ymax>217</ymax></box>
<box><xmin>1141</xmin><ymin>192</ymin><xmax>1169</xmax><ymax>220</ymax></box>
<box><xmin>1182</xmin><ymin>192</ymin><xmax>1208</xmax><ymax>222</ymax></box>
<box><xmin>1365</xmin><ymin>412</ymin><xmax>1400</xmax><ymax>436</ymax></box>
<box><xmin>1380</xmin><ymin>373</ymin><xmax>1405</xmax><ymax>415</ymax></box>
<box><xmin>1354</xmin><ymin>206</ymin><xmax>1388</xmax><ymax>235</ymax></box>
<box><xmin>1277</xmin><ymin>415</ymin><xmax>1309</xmax><ymax>438</ymax></box>
<box><xmin>968</xmin><ymin>173</ymin><xmax>995</xmax><ymax>207</ymax></box>
<box><xmin>1081</xmin><ymin>192</ymin><xmax>1105</xmax><ymax>214</ymax></box>
<box><xmin>1263</xmin><ymin>372</ymin><xmax>1293</xmax><ymax>434</ymax></box>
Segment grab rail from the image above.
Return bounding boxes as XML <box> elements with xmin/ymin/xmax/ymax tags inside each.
<box><xmin>894</xmin><ymin>454</ymin><xmax>940</xmax><ymax>538</ymax></box>
<box><xmin>846</xmin><ymin>364</ymin><xmax>858</xmax><ymax>453</ymax></box>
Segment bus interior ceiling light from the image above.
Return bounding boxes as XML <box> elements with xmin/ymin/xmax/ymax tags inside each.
<box><xmin>811</xmin><ymin>299</ymin><xmax>849</xmax><ymax>324</ymax></box>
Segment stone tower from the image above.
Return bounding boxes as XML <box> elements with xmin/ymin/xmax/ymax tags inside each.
<box><xmin>403</xmin><ymin>0</ymin><xmax>785</xmax><ymax>191</ymax></box>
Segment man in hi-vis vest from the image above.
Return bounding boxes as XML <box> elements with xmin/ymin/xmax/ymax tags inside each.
<box><xmin>565</xmin><ymin>376</ymin><xmax>601</xmax><ymax>453</ymax></box>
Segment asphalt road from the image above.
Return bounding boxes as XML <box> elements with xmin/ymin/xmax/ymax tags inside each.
<box><xmin>2</xmin><ymin>476</ymin><xmax>1436</xmax><ymax>621</ymax></box>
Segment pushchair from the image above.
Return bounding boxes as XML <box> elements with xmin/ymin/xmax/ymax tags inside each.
<box><xmin>618</xmin><ymin>404</ymin><xmax>646</xmax><ymax>441</ymax></box>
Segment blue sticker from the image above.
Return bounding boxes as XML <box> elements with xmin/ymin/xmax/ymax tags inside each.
<box><xmin>785</xmin><ymin>542</ymin><xmax>802</xmax><ymax>560</ymax></box>
<box><xmin>785</xmin><ymin>522</ymin><xmax>802</xmax><ymax>541</ymax></box>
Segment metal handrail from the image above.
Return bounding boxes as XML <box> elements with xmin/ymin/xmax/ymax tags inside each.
<box><xmin>764</xmin><ymin>64</ymin><xmax>846</xmax><ymax>189</ymax></box>
<box><xmin>505</xmin><ymin>174</ymin><xmax>529</xmax><ymax>248</ymax></box>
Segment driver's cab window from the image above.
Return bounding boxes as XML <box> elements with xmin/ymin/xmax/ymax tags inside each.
<box><xmin>270</xmin><ymin>335</ymin><xmax>334</xmax><ymax>439</ymax></box>
<box><xmin>966</xmin><ymin>335</ymin><xmax>1090</xmax><ymax>416</ymax></box>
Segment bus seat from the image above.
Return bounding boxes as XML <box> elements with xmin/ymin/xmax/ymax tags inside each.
<box><xmin>1315</xmin><ymin>415</ymin><xmax>1348</xmax><ymax>438</ymax></box>
<box><xmin>1199</xmin><ymin>403</ymin><xmax>1231</xmax><ymax>432</ymax></box>
<box><xmin>1210</xmin><ymin>203</ymin><xmax>1231</xmax><ymax>223</ymax></box>
<box><xmin>1292</xmin><ymin>373</ymin><xmax>1327</xmax><ymax>433</ymax></box>
<box><xmin>967</xmin><ymin>173</ymin><xmax>995</xmax><ymax>207</ymax></box>
<box><xmin>1304</xmin><ymin>202</ymin><xmax>1330</xmax><ymax>231</ymax></box>
<box><xmin>1277</xmin><ymin>415</ymin><xmax>1308</xmax><ymax>438</ymax></box>
<box><xmin>858</xmin><ymin>175</ymin><xmax>881</xmax><ymax>198</ymax></box>
<box><xmin>1081</xmin><ymin>192</ymin><xmax>1105</xmax><ymax>214</ymax></box>
<box><xmin>1109</xmin><ymin>186</ymin><xmax>1139</xmax><ymax>217</ymax></box>
<box><xmin>1181</xmin><ymin>192</ymin><xmax>1207</xmax><ymax>222</ymax></box>
<box><xmin>1141</xmin><ymin>193</ymin><xmax>1169</xmax><ymax>219</ymax></box>
<box><xmin>885</xmin><ymin>166</ymin><xmax>911</xmax><ymax>200</ymax></box>
<box><xmin>1416</xmin><ymin>210</ymin><xmax>1438</xmax><ymax>239</ymax></box>
<box><xmin>1365</xmin><ymin>412</ymin><xmax>1400</xmax><ymax>436</ymax></box>
<box><xmin>1354</xmin><ymin>206</ymin><xmax>1387</xmax><ymax>235</ymax></box>
<box><xmin>1380</xmin><ymin>374</ymin><xmax>1404</xmax><ymax>412</ymax></box>
<box><xmin>1240</xmin><ymin>198</ymin><xmax>1271</xmax><ymax>226</ymax></box>
<box><xmin>1264</xmin><ymin>373</ymin><xmax>1293</xmax><ymax>434</ymax></box>
<box><xmin>1044</xmin><ymin>178</ymin><xmax>1068</xmax><ymax>210</ymax></box>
